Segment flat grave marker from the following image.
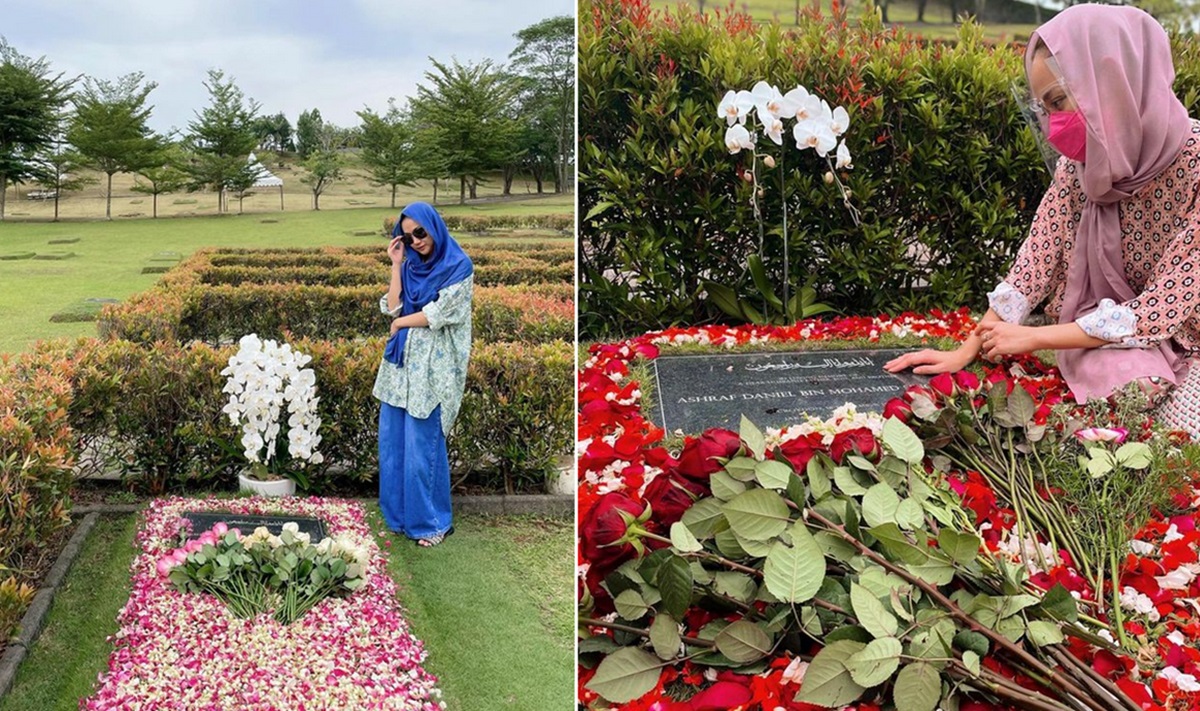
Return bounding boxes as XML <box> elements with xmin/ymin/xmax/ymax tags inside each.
<box><xmin>182</xmin><ymin>511</ymin><xmax>328</xmax><ymax>541</ymax></box>
<box><xmin>651</xmin><ymin>348</ymin><xmax>928</xmax><ymax>433</ymax></box>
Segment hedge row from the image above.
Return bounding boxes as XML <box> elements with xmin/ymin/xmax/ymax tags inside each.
<box><xmin>98</xmin><ymin>283</ymin><xmax>574</xmax><ymax>345</ymax></box>
<box><xmin>19</xmin><ymin>336</ymin><xmax>573</xmax><ymax>495</ymax></box>
<box><xmin>0</xmin><ymin>355</ymin><xmax>74</xmax><ymax>609</ymax></box>
<box><xmin>198</xmin><ymin>259</ymin><xmax>573</xmax><ymax>288</ymax></box>
<box><xmin>383</xmin><ymin>213</ymin><xmax>574</xmax><ymax>234</ymax></box>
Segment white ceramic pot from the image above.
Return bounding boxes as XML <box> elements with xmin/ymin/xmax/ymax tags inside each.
<box><xmin>546</xmin><ymin>457</ymin><xmax>575</xmax><ymax>496</ymax></box>
<box><xmin>238</xmin><ymin>472</ymin><xmax>296</xmax><ymax>498</ymax></box>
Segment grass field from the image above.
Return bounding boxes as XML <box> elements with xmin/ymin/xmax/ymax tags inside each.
<box><xmin>0</xmin><ymin>195</ymin><xmax>574</xmax><ymax>354</ymax></box>
<box><xmin>2</xmin><ymin>155</ymin><xmax>569</xmax><ymax>222</ymax></box>
<box><xmin>648</xmin><ymin>0</ymin><xmax>1040</xmax><ymax>40</ymax></box>
<box><xmin>0</xmin><ymin>508</ymin><xmax>573</xmax><ymax>711</ymax></box>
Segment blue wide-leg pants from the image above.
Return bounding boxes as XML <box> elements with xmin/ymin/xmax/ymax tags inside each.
<box><xmin>379</xmin><ymin>403</ymin><xmax>452</xmax><ymax>539</ymax></box>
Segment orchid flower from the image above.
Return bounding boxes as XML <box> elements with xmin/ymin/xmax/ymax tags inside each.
<box><xmin>718</xmin><ymin>90</ymin><xmax>755</xmax><ymax>126</ymax></box>
<box><xmin>793</xmin><ymin>120</ymin><xmax>836</xmax><ymax>157</ymax></box>
<box><xmin>835</xmin><ymin>140</ymin><xmax>853</xmax><ymax>169</ymax></box>
<box><xmin>750</xmin><ymin>81</ymin><xmax>797</xmax><ymax>122</ymax></box>
<box><xmin>830</xmin><ymin>105</ymin><xmax>850</xmax><ymax>136</ymax></box>
<box><xmin>761</xmin><ymin>114</ymin><xmax>785</xmax><ymax>146</ymax></box>
<box><xmin>724</xmin><ymin>124</ymin><xmax>755</xmax><ymax>154</ymax></box>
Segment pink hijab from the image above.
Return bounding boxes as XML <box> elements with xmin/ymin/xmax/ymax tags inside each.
<box><xmin>1025</xmin><ymin>4</ymin><xmax>1192</xmax><ymax>402</ymax></box>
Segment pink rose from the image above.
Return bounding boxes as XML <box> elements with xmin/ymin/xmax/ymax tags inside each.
<box><xmin>213</xmin><ymin>522</ymin><xmax>229</xmax><ymax>536</ymax></box>
<box><xmin>1076</xmin><ymin>427</ymin><xmax>1128</xmax><ymax>443</ymax></box>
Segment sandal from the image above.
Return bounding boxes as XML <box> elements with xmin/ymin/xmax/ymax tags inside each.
<box><xmin>417</xmin><ymin>526</ymin><xmax>454</xmax><ymax>548</ymax></box>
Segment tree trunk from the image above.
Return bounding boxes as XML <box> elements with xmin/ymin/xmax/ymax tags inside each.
<box><xmin>153</xmin><ymin>192</ymin><xmax>158</xmax><ymax>219</ymax></box>
<box><xmin>795</xmin><ymin>0</ymin><xmax>801</xmax><ymax>24</ymax></box>
<box><xmin>433</xmin><ymin>177</ymin><xmax>439</xmax><ymax>204</ymax></box>
<box><xmin>917</xmin><ymin>0</ymin><xmax>927</xmax><ymax>21</ymax></box>
<box><xmin>53</xmin><ymin>193</ymin><xmax>60</xmax><ymax>222</ymax></box>
<box><xmin>106</xmin><ymin>172</ymin><xmax>114</xmax><ymax>220</ymax></box>
<box><xmin>0</xmin><ymin>175</ymin><xmax>6</xmax><ymax>220</ymax></box>
<box><xmin>459</xmin><ymin>176</ymin><xmax>466</xmax><ymax>205</ymax></box>
<box><xmin>468</xmin><ymin>177</ymin><xmax>478</xmax><ymax>200</ymax></box>
<box><xmin>391</xmin><ymin>184</ymin><xmax>397</xmax><ymax>209</ymax></box>
<box><xmin>879</xmin><ymin>0</ymin><xmax>889</xmax><ymax>23</ymax></box>
<box><xmin>503</xmin><ymin>168</ymin><xmax>514</xmax><ymax>196</ymax></box>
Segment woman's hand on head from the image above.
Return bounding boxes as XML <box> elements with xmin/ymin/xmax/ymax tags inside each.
<box><xmin>975</xmin><ymin>321</ymin><xmax>1041</xmax><ymax>359</ymax></box>
<box><xmin>884</xmin><ymin>347</ymin><xmax>974</xmax><ymax>375</ymax></box>
<box><xmin>388</xmin><ymin>237</ymin><xmax>405</xmax><ymax>266</ymax></box>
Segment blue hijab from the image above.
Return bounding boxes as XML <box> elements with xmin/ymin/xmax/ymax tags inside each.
<box><xmin>383</xmin><ymin>202</ymin><xmax>474</xmax><ymax>366</ymax></box>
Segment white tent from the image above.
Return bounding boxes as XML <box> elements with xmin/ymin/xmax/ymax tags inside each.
<box><xmin>247</xmin><ymin>152</ymin><xmax>284</xmax><ymax>210</ymax></box>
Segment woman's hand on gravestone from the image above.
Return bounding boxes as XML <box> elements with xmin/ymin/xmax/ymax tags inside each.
<box><xmin>975</xmin><ymin>321</ymin><xmax>1041</xmax><ymax>359</ymax></box>
<box><xmin>884</xmin><ymin>346</ymin><xmax>975</xmax><ymax>375</ymax></box>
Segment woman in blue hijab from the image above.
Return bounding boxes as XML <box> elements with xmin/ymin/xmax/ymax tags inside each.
<box><xmin>373</xmin><ymin>202</ymin><xmax>474</xmax><ymax>546</ymax></box>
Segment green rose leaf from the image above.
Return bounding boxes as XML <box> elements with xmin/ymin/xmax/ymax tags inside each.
<box><xmin>938</xmin><ymin>529</ymin><xmax>982</xmax><ymax>566</ymax></box>
<box><xmin>656</xmin><ymin>554</ymin><xmax>694</xmax><ymax>619</ymax></box>
<box><xmin>650</xmin><ymin>613</ymin><xmax>681</xmax><ymax>661</ymax></box>
<box><xmin>847</xmin><ymin>636</ymin><xmax>903</xmax><ymax>687</ymax></box>
<box><xmin>895</xmin><ymin>498</ymin><xmax>925</xmax><ymax>530</ymax></box>
<box><xmin>681</xmin><ymin>498</ymin><xmax>724</xmax><ymax>540</ymax></box>
<box><xmin>756</xmin><ymin>459</ymin><xmax>794</xmax><ymax>490</ymax></box>
<box><xmin>962</xmin><ymin>650</ymin><xmax>981</xmax><ymax>677</ymax></box>
<box><xmin>722</xmin><ymin>489</ymin><xmax>791</xmax><ymax>542</ymax></box>
<box><xmin>763</xmin><ymin>525</ymin><xmax>825</xmax><ymax>603</ymax></box>
<box><xmin>714</xmin><ymin>571</ymin><xmax>758</xmax><ymax>604</ymax></box>
<box><xmin>1007</xmin><ymin>384</ymin><xmax>1036</xmax><ymax>425</ymax></box>
<box><xmin>712</xmin><ymin>470</ymin><xmax>748</xmax><ymax>501</ymax></box>
<box><xmin>714</xmin><ymin>619</ymin><xmax>773</xmax><ymax>664</ymax></box>
<box><xmin>794</xmin><ymin>640</ymin><xmax>867</xmax><ymax>707</ymax></box>
<box><xmin>614</xmin><ymin>589</ymin><xmax>650</xmax><ymax>621</ymax></box>
<box><xmin>1115</xmin><ymin>442</ymin><xmax>1153</xmax><ymax>470</ymax></box>
<box><xmin>585</xmin><ymin>647</ymin><xmax>663</xmax><ymax>703</ymax></box>
<box><xmin>741</xmin><ymin>415</ymin><xmax>767</xmax><ymax>461</ymax></box>
<box><xmin>894</xmin><ymin>662</ymin><xmax>941</xmax><ymax>711</ymax></box>
<box><xmin>862</xmin><ymin>483</ymin><xmax>901</xmax><ymax>529</ymax></box>
<box><xmin>669</xmin><ymin>521</ymin><xmax>704</xmax><ymax>553</ymax></box>
<box><xmin>1027</xmin><ymin>620</ymin><xmax>1065</xmax><ymax>647</ymax></box>
<box><xmin>953</xmin><ymin>630</ymin><xmax>989</xmax><ymax>658</ymax></box>
<box><xmin>807</xmin><ymin>455</ymin><xmax>832</xmax><ymax>501</ymax></box>
<box><xmin>1039</xmin><ymin>583</ymin><xmax>1079</xmax><ymax>623</ymax></box>
<box><xmin>850</xmin><ymin>583</ymin><xmax>898</xmax><ymax>639</ymax></box>
<box><xmin>833</xmin><ymin>466</ymin><xmax>868</xmax><ymax>496</ymax></box>
<box><xmin>725</xmin><ymin>456</ymin><xmax>760</xmax><ymax>482</ymax></box>
<box><xmin>882</xmin><ymin>417</ymin><xmax>924</xmax><ymax>465</ymax></box>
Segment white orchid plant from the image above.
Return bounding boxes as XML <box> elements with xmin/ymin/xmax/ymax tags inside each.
<box><xmin>221</xmin><ymin>334</ymin><xmax>324</xmax><ymax>488</ymax></box>
<box><xmin>711</xmin><ymin>81</ymin><xmax>859</xmax><ymax>324</ymax></box>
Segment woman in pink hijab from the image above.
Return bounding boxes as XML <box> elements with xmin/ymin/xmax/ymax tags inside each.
<box><xmin>886</xmin><ymin>4</ymin><xmax>1200</xmax><ymax>437</ymax></box>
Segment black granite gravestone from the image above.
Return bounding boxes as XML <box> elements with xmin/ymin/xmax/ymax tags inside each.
<box><xmin>651</xmin><ymin>348</ymin><xmax>928</xmax><ymax>433</ymax></box>
<box><xmin>182</xmin><ymin>512</ymin><xmax>328</xmax><ymax>541</ymax></box>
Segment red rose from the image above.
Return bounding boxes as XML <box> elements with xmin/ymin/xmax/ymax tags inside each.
<box><xmin>689</xmin><ymin>680</ymin><xmax>752</xmax><ymax>710</ymax></box>
<box><xmin>829</xmin><ymin>427</ymin><xmax>880</xmax><ymax>464</ymax></box>
<box><xmin>580</xmin><ymin>492</ymin><xmax>646</xmax><ymax>576</ymax></box>
<box><xmin>677</xmin><ymin>428</ymin><xmax>741</xmax><ymax>481</ymax></box>
<box><xmin>779</xmin><ymin>432</ymin><xmax>824</xmax><ymax>471</ymax></box>
<box><xmin>643</xmin><ymin>472</ymin><xmax>707</xmax><ymax>529</ymax></box>
<box><xmin>929</xmin><ymin>372</ymin><xmax>956</xmax><ymax>398</ymax></box>
<box><xmin>882</xmin><ymin>397</ymin><xmax>913</xmax><ymax>422</ymax></box>
<box><xmin>953</xmin><ymin>370</ymin><xmax>981</xmax><ymax>394</ymax></box>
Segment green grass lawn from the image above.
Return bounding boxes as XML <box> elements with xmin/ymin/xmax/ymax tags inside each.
<box><xmin>0</xmin><ymin>507</ymin><xmax>574</xmax><ymax>711</ymax></box>
<box><xmin>0</xmin><ymin>196</ymin><xmax>573</xmax><ymax>354</ymax></box>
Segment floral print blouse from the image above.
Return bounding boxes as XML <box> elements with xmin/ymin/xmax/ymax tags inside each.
<box><xmin>989</xmin><ymin>120</ymin><xmax>1200</xmax><ymax>353</ymax></box>
<box><xmin>372</xmin><ymin>275</ymin><xmax>474</xmax><ymax>436</ymax></box>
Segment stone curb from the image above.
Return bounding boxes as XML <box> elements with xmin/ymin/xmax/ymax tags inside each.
<box><xmin>0</xmin><ymin>511</ymin><xmax>99</xmax><ymax>700</ymax></box>
<box><xmin>76</xmin><ymin>496</ymin><xmax>575</xmax><ymax>518</ymax></box>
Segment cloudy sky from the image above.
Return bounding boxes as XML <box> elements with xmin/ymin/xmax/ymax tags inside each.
<box><xmin>3</xmin><ymin>0</ymin><xmax>576</xmax><ymax>134</ymax></box>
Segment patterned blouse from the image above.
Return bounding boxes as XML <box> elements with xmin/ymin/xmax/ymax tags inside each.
<box><xmin>372</xmin><ymin>275</ymin><xmax>474</xmax><ymax>436</ymax></box>
<box><xmin>989</xmin><ymin>119</ymin><xmax>1200</xmax><ymax>354</ymax></box>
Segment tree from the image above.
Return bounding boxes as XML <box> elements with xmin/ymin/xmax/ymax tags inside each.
<box><xmin>183</xmin><ymin>69</ymin><xmax>260</xmax><ymax>214</ymax></box>
<box><xmin>132</xmin><ymin>143</ymin><xmax>188</xmax><ymax>218</ymax></box>
<box><xmin>34</xmin><ymin>135</ymin><xmax>95</xmax><ymax>222</ymax></box>
<box><xmin>300</xmin><ymin>148</ymin><xmax>343</xmax><ymax>210</ymax></box>
<box><xmin>509</xmin><ymin>16</ymin><xmax>575</xmax><ymax>193</ymax></box>
<box><xmin>68</xmin><ymin>72</ymin><xmax>161</xmax><ymax>220</ymax></box>
<box><xmin>0</xmin><ymin>38</ymin><xmax>73</xmax><ymax>220</ymax></box>
<box><xmin>410</xmin><ymin>58</ymin><xmax>522</xmax><ymax>204</ymax></box>
<box><xmin>295</xmin><ymin>108</ymin><xmax>323</xmax><ymax>159</ymax></box>
<box><xmin>358</xmin><ymin>100</ymin><xmax>418</xmax><ymax>209</ymax></box>
<box><xmin>253</xmin><ymin>112</ymin><xmax>293</xmax><ymax>153</ymax></box>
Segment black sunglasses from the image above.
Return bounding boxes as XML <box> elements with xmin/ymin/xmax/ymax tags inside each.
<box><xmin>394</xmin><ymin>225</ymin><xmax>428</xmax><ymax>246</ymax></box>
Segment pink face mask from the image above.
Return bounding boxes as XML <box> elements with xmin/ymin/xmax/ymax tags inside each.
<box><xmin>1047</xmin><ymin>110</ymin><xmax>1087</xmax><ymax>162</ymax></box>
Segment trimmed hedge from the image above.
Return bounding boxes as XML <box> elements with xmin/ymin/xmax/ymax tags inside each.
<box><xmin>97</xmin><ymin>246</ymin><xmax>574</xmax><ymax>345</ymax></box>
<box><xmin>0</xmin><ymin>353</ymin><xmax>75</xmax><ymax>593</ymax></box>
<box><xmin>383</xmin><ymin>213</ymin><xmax>574</xmax><ymax>234</ymax></box>
<box><xmin>26</xmin><ymin>336</ymin><xmax>573</xmax><ymax>494</ymax></box>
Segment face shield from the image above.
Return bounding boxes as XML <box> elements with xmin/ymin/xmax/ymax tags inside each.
<box><xmin>1013</xmin><ymin>53</ymin><xmax>1087</xmax><ymax>173</ymax></box>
